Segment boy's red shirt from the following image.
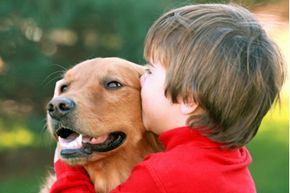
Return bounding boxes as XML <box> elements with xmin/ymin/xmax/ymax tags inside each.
<box><xmin>50</xmin><ymin>127</ymin><xmax>256</xmax><ymax>193</ymax></box>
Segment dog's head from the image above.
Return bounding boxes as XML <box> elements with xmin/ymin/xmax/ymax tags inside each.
<box><xmin>47</xmin><ymin>57</ymin><xmax>145</xmax><ymax>165</ymax></box>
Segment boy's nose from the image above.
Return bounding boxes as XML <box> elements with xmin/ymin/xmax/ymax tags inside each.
<box><xmin>140</xmin><ymin>74</ymin><xmax>145</xmax><ymax>87</ymax></box>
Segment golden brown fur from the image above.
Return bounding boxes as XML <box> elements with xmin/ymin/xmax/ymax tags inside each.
<box><xmin>42</xmin><ymin>57</ymin><xmax>162</xmax><ymax>193</ymax></box>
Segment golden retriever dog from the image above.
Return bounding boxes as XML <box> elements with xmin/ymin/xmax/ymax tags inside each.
<box><xmin>41</xmin><ymin>57</ymin><xmax>162</xmax><ymax>193</ymax></box>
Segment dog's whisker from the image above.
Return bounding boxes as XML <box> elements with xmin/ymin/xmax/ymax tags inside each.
<box><xmin>42</xmin><ymin>71</ymin><xmax>65</xmax><ymax>87</ymax></box>
<box><xmin>41</xmin><ymin>119</ymin><xmax>49</xmax><ymax>133</ymax></box>
<box><xmin>42</xmin><ymin>122</ymin><xmax>47</xmax><ymax>132</ymax></box>
<box><xmin>42</xmin><ymin>63</ymin><xmax>68</xmax><ymax>87</ymax></box>
<box><xmin>53</xmin><ymin>63</ymin><xmax>68</xmax><ymax>72</ymax></box>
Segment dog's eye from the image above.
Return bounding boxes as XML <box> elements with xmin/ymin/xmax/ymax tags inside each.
<box><xmin>106</xmin><ymin>81</ymin><xmax>123</xmax><ymax>89</ymax></box>
<box><xmin>60</xmin><ymin>84</ymin><xmax>68</xmax><ymax>93</ymax></box>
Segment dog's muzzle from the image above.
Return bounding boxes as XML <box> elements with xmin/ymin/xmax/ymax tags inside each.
<box><xmin>47</xmin><ymin>97</ymin><xmax>127</xmax><ymax>159</ymax></box>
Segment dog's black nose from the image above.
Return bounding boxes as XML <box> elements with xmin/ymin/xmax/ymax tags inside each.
<box><xmin>47</xmin><ymin>97</ymin><xmax>75</xmax><ymax>119</ymax></box>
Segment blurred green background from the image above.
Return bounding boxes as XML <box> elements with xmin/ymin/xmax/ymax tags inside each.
<box><xmin>0</xmin><ymin>0</ymin><xmax>288</xmax><ymax>193</ymax></box>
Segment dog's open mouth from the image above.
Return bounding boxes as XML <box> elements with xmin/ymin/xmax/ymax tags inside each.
<box><xmin>56</xmin><ymin>128</ymin><xmax>126</xmax><ymax>159</ymax></box>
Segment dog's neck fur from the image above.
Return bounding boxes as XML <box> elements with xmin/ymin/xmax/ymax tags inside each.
<box><xmin>84</xmin><ymin>131</ymin><xmax>162</xmax><ymax>193</ymax></box>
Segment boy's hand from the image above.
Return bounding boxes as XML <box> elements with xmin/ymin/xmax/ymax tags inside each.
<box><xmin>51</xmin><ymin>143</ymin><xmax>96</xmax><ymax>193</ymax></box>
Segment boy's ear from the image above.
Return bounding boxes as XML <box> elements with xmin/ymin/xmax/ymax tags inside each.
<box><xmin>179</xmin><ymin>100</ymin><xmax>199</xmax><ymax>115</ymax></box>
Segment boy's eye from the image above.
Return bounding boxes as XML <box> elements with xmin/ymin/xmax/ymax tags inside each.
<box><xmin>60</xmin><ymin>84</ymin><xmax>68</xmax><ymax>93</ymax></box>
<box><xmin>145</xmin><ymin>68</ymin><xmax>152</xmax><ymax>74</ymax></box>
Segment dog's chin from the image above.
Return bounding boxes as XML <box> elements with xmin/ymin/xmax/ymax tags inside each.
<box><xmin>56</xmin><ymin>128</ymin><xmax>127</xmax><ymax>163</ymax></box>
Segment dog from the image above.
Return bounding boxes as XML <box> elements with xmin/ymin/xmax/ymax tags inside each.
<box><xmin>41</xmin><ymin>57</ymin><xmax>162</xmax><ymax>193</ymax></box>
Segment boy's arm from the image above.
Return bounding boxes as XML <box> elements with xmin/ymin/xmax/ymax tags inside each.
<box><xmin>50</xmin><ymin>160</ymin><xmax>161</xmax><ymax>193</ymax></box>
<box><xmin>110</xmin><ymin>163</ymin><xmax>161</xmax><ymax>193</ymax></box>
<box><xmin>50</xmin><ymin>160</ymin><xmax>95</xmax><ymax>193</ymax></box>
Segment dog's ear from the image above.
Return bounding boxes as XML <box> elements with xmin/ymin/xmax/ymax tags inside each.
<box><xmin>132</xmin><ymin>64</ymin><xmax>145</xmax><ymax>77</ymax></box>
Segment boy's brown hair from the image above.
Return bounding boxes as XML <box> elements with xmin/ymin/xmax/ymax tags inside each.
<box><xmin>144</xmin><ymin>4</ymin><xmax>286</xmax><ymax>148</ymax></box>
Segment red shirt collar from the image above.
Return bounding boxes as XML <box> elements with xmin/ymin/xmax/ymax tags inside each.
<box><xmin>159</xmin><ymin>126</ymin><xmax>222</xmax><ymax>150</ymax></box>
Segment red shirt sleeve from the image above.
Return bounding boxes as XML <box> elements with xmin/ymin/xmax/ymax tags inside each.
<box><xmin>50</xmin><ymin>160</ymin><xmax>161</xmax><ymax>193</ymax></box>
<box><xmin>50</xmin><ymin>160</ymin><xmax>95</xmax><ymax>193</ymax></box>
<box><xmin>110</xmin><ymin>163</ymin><xmax>162</xmax><ymax>193</ymax></box>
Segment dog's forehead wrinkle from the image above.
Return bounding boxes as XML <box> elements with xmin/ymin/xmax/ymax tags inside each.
<box><xmin>64</xmin><ymin>69</ymin><xmax>100</xmax><ymax>91</ymax></box>
<box><xmin>69</xmin><ymin>61</ymin><xmax>101</xmax><ymax>77</ymax></box>
<box><xmin>64</xmin><ymin>68</ymin><xmax>75</xmax><ymax>80</ymax></box>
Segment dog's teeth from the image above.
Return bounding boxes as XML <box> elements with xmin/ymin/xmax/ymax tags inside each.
<box><xmin>74</xmin><ymin>135</ymin><xmax>82</xmax><ymax>148</ymax></box>
<box><xmin>82</xmin><ymin>135</ymin><xmax>92</xmax><ymax>143</ymax></box>
<box><xmin>77</xmin><ymin>134</ymin><xmax>82</xmax><ymax>144</ymax></box>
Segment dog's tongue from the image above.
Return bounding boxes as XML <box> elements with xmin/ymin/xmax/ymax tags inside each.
<box><xmin>58</xmin><ymin>134</ymin><xmax>82</xmax><ymax>150</ymax></box>
<box><xmin>59</xmin><ymin>134</ymin><xmax>109</xmax><ymax>150</ymax></box>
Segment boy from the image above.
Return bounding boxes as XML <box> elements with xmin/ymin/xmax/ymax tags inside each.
<box><xmin>50</xmin><ymin>3</ymin><xmax>285</xmax><ymax>193</ymax></box>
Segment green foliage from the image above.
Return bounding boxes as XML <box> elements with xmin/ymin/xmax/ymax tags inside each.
<box><xmin>0</xmin><ymin>0</ymin><xmax>167</xmax><ymax>113</ymax></box>
<box><xmin>0</xmin><ymin>0</ymin><xmax>279</xmax><ymax>112</ymax></box>
<box><xmin>247</xmin><ymin>95</ymin><xmax>289</xmax><ymax>193</ymax></box>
